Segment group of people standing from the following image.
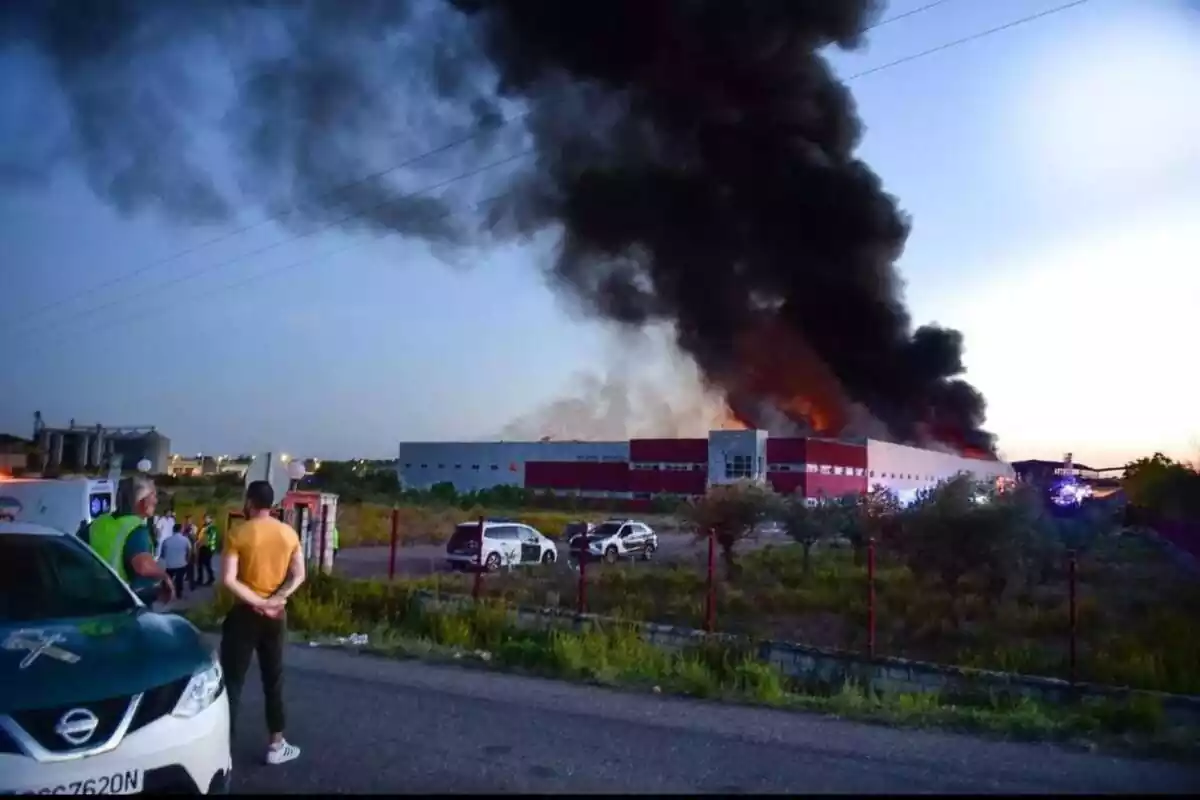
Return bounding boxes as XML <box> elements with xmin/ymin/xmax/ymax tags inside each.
<box><xmin>83</xmin><ymin>474</ymin><xmax>305</xmax><ymax>766</ymax></box>
<box><xmin>153</xmin><ymin>511</ymin><xmax>220</xmax><ymax>597</ymax></box>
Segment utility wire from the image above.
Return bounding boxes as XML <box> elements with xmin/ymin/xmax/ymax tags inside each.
<box><xmin>17</xmin><ymin>149</ymin><xmax>533</xmax><ymax>341</ymax></box>
<box><xmin>23</xmin><ymin>0</ymin><xmax>1091</xmax><ymax>351</ymax></box>
<box><xmin>4</xmin><ymin>0</ymin><xmax>963</xmax><ymax>331</ymax></box>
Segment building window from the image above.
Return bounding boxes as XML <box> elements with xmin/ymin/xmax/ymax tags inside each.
<box><xmin>454</xmin><ymin>464</ymin><xmax>462</xmax><ymax>469</ymax></box>
<box><xmin>806</xmin><ymin>463</ymin><xmax>819</xmax><ymax>474</ymax></box>
<box><xmin>819</xmin><ymin>464</ymin><xmax>832</xmax><ymax>475</ymax></box>
<box><xmin>471</xmin><ymin>465</ymin><xmax>480</xmax><ymax>470</ymax></box>
<box><xmin>490</xmin><ymin>465</ymin><xmax>499</xmax><ymax>470</ymax></box>
<box><xmin>420</xmin><ymin>464</ymin><xmax>427</xmax><ymax>469</ymax></box>
<box><xmin>833</xmin><ymin>466</ymin><xmax>844</xmax><ymax>476</ymax></box>
<box><xmin>724</xmin><ymin>455</ymin><xmax>754</xmax><ymax>480</ymax></box>
<box><xmin>437</xmin><ymin>464</ymin><xmax>445</xmax><ymax>469</ymax></box>
<box><xmin>404</xmin><ymin>463</ymin><xmax>411</xmax><ymax>468</ymax></box>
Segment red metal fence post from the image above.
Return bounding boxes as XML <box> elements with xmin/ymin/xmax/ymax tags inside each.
<box><xmin>471</xmin><ymin>515</ymin><xmax>484</xmax><ymax>600</ymax></box>
<box><xmin>577</xmin><ymin>547</ymin><xmax>588</xmax><ymax>615</ymax></box>
<box><xmin>318</xmin><ymin>504</ymin><xmax>329</xmax><ymax>577</ymax></box>
<box><xmin>1068</xmin><ymin>549</ymin><xmax>1078</xmax><ymax>685</ymax></box>
<box><xmin>867</xmin><ymin>537</ymin><xmax>877</xmax><ymax>659</ymax></box>
<box><xmin>388</xmin><ymin>507</ymin><xmax>399</xmax><ymax>582</ymax></box>
<box><xmin>704</xmin><ymin>528</ymin><xmax>716</xmax><ymax>633</ymax></box>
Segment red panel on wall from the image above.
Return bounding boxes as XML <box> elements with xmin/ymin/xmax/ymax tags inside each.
<box><xmin>768</xmin><ymin>472</ymin><xmax>805</xmax><ymax>495</ymax></box>
<box><xmin>659</xmin><ymin>469</ymin><xmax>707</xmax><ymax>495</ymax></box>
<box><xmin>629</xmin><ymin>438</ymin><xmax>708</xmax><ymax>463</ymax></box>
<box><xmin>765</xmin><ymin>438</ymin><xmax>807</xmax><ymax>464</ymax></box>
<box><xmin>805</xmin><ymin>473</ymin><xmax>867</xmax><ymax>498</ymax></box>
<box><xmin>807</xmin><ymin>439</ymin><xmax>867</xmax><ymax>469</ymax></box>
<box><xmin>629</xmin><ymin>469</ymin><xmax>664</xmax><ymax>494</ymax></box>
<box><xmin>525</xmin><ymin>461</ymin><xmax>630</xmax><ymax>492</ymax></box>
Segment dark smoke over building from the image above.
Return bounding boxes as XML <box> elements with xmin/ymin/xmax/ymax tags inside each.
<box><xmin>0</xmin><ymin>0</ymin><xmax>996</xmax><ymax>456</ymax></box>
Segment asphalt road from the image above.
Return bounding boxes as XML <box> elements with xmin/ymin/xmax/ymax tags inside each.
<box><xmin>226</xmin><ymin>644</ymin><xmax>1199</xmax><ymax>794</ymax></box>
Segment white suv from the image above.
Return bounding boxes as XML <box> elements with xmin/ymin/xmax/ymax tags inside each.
<box><xmin>445</xmin><ymin>519</ymin><xmax>558</xmax><ymax>572</ymax></box>
<box><xmin>0</xmin><ymin>522</ymin><xmax>232</xmax><ymax>794</ymax></box>
<box><xmin>569</xmin><ymin>519</ymin><xmax>658</xmax><ymax>564</ymax></box>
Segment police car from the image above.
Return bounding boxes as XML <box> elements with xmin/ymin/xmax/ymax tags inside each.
<box><xmin>568</xmin><ymin>519</ymin><xmax>658</xmax><ymax>564</ymax></box>
<box><xmin>0</xmin><ymin>521</ymin><xmax>232</xmax><ymax>794</ymax></box>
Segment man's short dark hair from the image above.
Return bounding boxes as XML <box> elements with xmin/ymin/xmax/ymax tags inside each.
<box><xmin>245</xmin><ymin>480</ymin><xmax>275</xmax><ymax>512</ymax></box>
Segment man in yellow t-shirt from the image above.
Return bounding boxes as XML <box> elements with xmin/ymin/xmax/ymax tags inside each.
<box><xmin>220</xmin><ymin>480</ymin><xmax>306</xmax><ymax>766</ymax></box>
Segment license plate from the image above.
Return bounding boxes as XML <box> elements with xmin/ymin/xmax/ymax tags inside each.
<box><xmin>18</xmin><ymin>769</ymin><xmax>143</xmax><ymax>795</ymax></box>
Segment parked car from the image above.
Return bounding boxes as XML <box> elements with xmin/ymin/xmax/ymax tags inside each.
<box><xmin>0</xmin><ymin>521</ymin><xmax>232</xmax><ymax>795</ymax></box>
<box><xmin>445</xmin><ymin>519</ymin><xmax>558</xmax><ymax>572</ymax></box>
<box><xmin>569</xmin><ymin>519</ymin><xmax>658</xmax><ymax>564</ymax></box>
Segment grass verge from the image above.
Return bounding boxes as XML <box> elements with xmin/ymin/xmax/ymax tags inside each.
<box><xmin>184</xmin><ymin>577</ymin><xmax>1199</xmax><ymax>762</ymax></box>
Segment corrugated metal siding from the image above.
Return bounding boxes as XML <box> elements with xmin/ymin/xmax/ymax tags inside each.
<box><xmin>526</xmin><ymin>461</ymin><xmax>630</xmax><ymax>492</ymax></box>
<box><xmin>767</xmin><ymin>472</ymin><xmax>805</xmax><ymax>495</ymax></box>
<box><xmin>808</xmin><ymin>439</ymin><xmax>867</xmax><ymax>468</ymax></box>
<box><xmin>630</xmin><ymin>468</ymin><xmax>706</xmax><ymax>495</ymax></box>
<box><xmin>765</xmin><ymin>438</ymin><xmax>807</xmax><ymax>463</ymax></box>
<box><xmin>806</xmin><ymin>473</ymin><xmax>867</xmax><ymax>497</ymax></box>
<box><xmin>629</xmin><ymin>438</ymin><xmax>708</xmax><ymax>463</ymax></box>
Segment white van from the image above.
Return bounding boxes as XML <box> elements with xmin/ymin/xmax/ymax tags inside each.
<box><xmin>0</xmin><ymin>477</ymin><xmax>117</xmax><ymax>535</ymax></box>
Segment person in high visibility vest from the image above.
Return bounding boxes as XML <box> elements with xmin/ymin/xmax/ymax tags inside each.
<box><xmin>87</xmin><ymin>474</ymin><xmax>174</xmax><ymax>603</ymax></box>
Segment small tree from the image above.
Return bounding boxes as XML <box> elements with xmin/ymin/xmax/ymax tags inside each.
<box><xmin>893</xmin><ymin>474</ymin><xmax>1038</xmax><ymax>617</ymax></box>
<box><xmin>780</xmin><ymin>493</ymin><xmax>856</xmax><ymax>574</ymax></box>
<box><xmin>681</xmin><ymin>480</ymin><xmax>778</xmax><ymax>578</ymax></box>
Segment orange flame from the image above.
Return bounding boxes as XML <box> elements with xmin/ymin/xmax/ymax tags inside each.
<box><xmin>726</xmin><ymin>317</ymin><xmax>850</xmax><ymax>435</ymax></box>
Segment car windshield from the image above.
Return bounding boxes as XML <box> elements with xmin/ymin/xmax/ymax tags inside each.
<box><xmin>591</xmin><ymin>523</ymin><xmax>623</xmax><ymax>537</ymax></box>
<box><xmin>0</xmin><ymin>533</ymin><xmax>137</xmax><ymax>623</ymax></box>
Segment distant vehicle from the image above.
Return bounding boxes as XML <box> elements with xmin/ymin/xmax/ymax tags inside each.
<box><xmin>445</xmin><ymin>519</ymin><xmax>558</xmax><ymax>572</ymax></box>
<box><xmin>569</xmin><ymin>519</ymin><xmax>658</xmax><ymax>564</ymax></box>
<box><xmin>0</xmin><ymin>477</ymin><xmax>117</xmax><ymax>537</ymax></box>
<box><xmin>0</xmin><ymin>521</ymin><xmax>231</xmax><ymax>795</ymax></box>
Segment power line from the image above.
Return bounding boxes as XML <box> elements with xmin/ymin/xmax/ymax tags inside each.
<box><xmin>849</xmin><ymin>0</ymin><xmax>1092</xmax><ymax>81</ymax></box>
<box><xmin>16</xmin><ymin>149</ymin><xmax>534</xmax><ymax>342</ymax></box>
<box><xmin>4</xmin><ymin>0</ymin><xmax>961</xmax><ymax>331</ymax></box>
<box><xmin>28</xmin><ymin>187</ymin><xmax>517</xmax><ymax>356</ymax></box>
<box><xmin>23</xmin><ymin>0</ymin><xmax>1091</xmax><ymax>351</ymax></box>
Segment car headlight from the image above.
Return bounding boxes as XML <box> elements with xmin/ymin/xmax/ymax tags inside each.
<box><xmin>172</xmin><ymin>658</ymin><xmax>224</xmax><ymax>719</ymax></box>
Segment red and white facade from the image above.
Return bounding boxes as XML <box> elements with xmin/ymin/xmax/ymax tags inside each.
<box><xmin>397</xmin><ymin>431</ymin><xmax>1013</xmax><ymax>507</ymax></box>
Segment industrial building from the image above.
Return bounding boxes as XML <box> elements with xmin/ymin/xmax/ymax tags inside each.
<box><xmin>397</xmin><ymin>429</ymin><xmax>1013</xmax><ymax>506</ymax></box>
<box><xmin>31</xmin><ymin>412</ymin><xmax>171</xmax><ymax>476</ymax></box>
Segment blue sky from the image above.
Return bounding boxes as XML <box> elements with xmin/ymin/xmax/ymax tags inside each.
<box><xmin>2</xmin><ymin>0</ymin><xmax>1197</xmax><ymax>466</ymax></box>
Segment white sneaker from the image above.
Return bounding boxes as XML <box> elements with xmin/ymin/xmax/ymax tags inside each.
<box><xmin>266</xmin><ymin>740</ymin><xmax>300</xmax><ymax>765</ymax></box>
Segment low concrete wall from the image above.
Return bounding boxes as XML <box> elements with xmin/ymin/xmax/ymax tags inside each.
<box><xmin>414</xmin><ymin>590</ymin><xmax>1200</xmax><ymax>728</ymax></box>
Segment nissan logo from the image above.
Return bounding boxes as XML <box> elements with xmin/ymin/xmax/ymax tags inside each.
<box><xmin>55</xmin><ymin>708</ymin><xmax>99</xmax><ymax>746</ymax></box>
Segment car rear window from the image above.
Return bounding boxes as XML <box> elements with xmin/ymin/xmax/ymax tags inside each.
<box><xmin>447</xmin><ymin>524</ymin><xmax>480</xmax><ymax>550</ymax></box>
<box><xmin>0</xmin><ymin>533</ymin><xmax>136</xmax><ymax>623</ymax></box>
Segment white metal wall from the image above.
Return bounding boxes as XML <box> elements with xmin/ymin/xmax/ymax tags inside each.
<box><xmin>865</xmin><ymin>439</ymin><xmax>1015</xmax><ymax>501</ymax></box>
<box><xmin>397</xmin><ymin>440</ymin><xmax>630</xmax><ymax>491</ymax></box>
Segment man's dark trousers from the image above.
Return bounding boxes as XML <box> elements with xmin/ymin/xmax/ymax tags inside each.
<box><xmin>220</xmin><ymin>603</ymin><xmax>287</xmax><ymax>741</ymax></box>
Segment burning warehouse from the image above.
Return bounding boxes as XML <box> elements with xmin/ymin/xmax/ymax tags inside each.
<box><xmin>397</xmin><ymin>431</ymin><xmax>1013</xmax><ymax>510</ymax></box>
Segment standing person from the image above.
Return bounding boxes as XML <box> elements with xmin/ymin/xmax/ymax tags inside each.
<box><xmin>182</xmin><ymin>515</ymin><xmax>199</xmax><ymax>589</ymax></box>
<box><xmin>157</xmin><ymin>523</ymin><xmax>192</xmax><ymax>598</ymax></box>
<box><xmin>155</xmin><ymin>509</ymin><xmax>176</xmax><ymax>558</ymax></box>
<box><xmin>195</xmin><ymin>514</ymin><xmax>219</xmax><ymax>586</ymax></box>
<box><xmin>88</xmin><ymin>474</ymin><xmax>175</xmax><ymax>604</ymax></box>
<box><xmin>220</xmin><ymin>480</ymin><xmax>305</xmax><ymax>765</ymax></box>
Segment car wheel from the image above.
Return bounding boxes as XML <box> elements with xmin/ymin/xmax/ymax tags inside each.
<box><xmin>604</xmin><ymin>546</ymin><xmax>618</xmax><ymax>564</ymax></box>
<box><xmin>542</xmin><ymin>549</ymin><xmax>556</xmax><ymax>564</ymax></box>
<box><xmin>642</xmin><ymin>542</ymin><xmax>656</xmax><ymax>561</ymax></box>
<box><xmin>484</xmin><ymin>553</ymin><xmax>501</xmax><ymax>572</ymax></box>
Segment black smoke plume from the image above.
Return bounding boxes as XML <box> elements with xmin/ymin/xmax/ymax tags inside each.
<box><xmin>0</xmin><ymin>0</ymin><xmax>996</xmax><ymax>455</ymax></box>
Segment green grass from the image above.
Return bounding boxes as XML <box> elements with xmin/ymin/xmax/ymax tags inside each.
<box><xmin>356</xmin><ymin>542</ymin><xmax>1200</xmax><ymax>696</ymax></box>
<box><xmin>184</xmin><ymin>575</ymin><xmax>1200</xmax><ymax>761</ymax></box>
